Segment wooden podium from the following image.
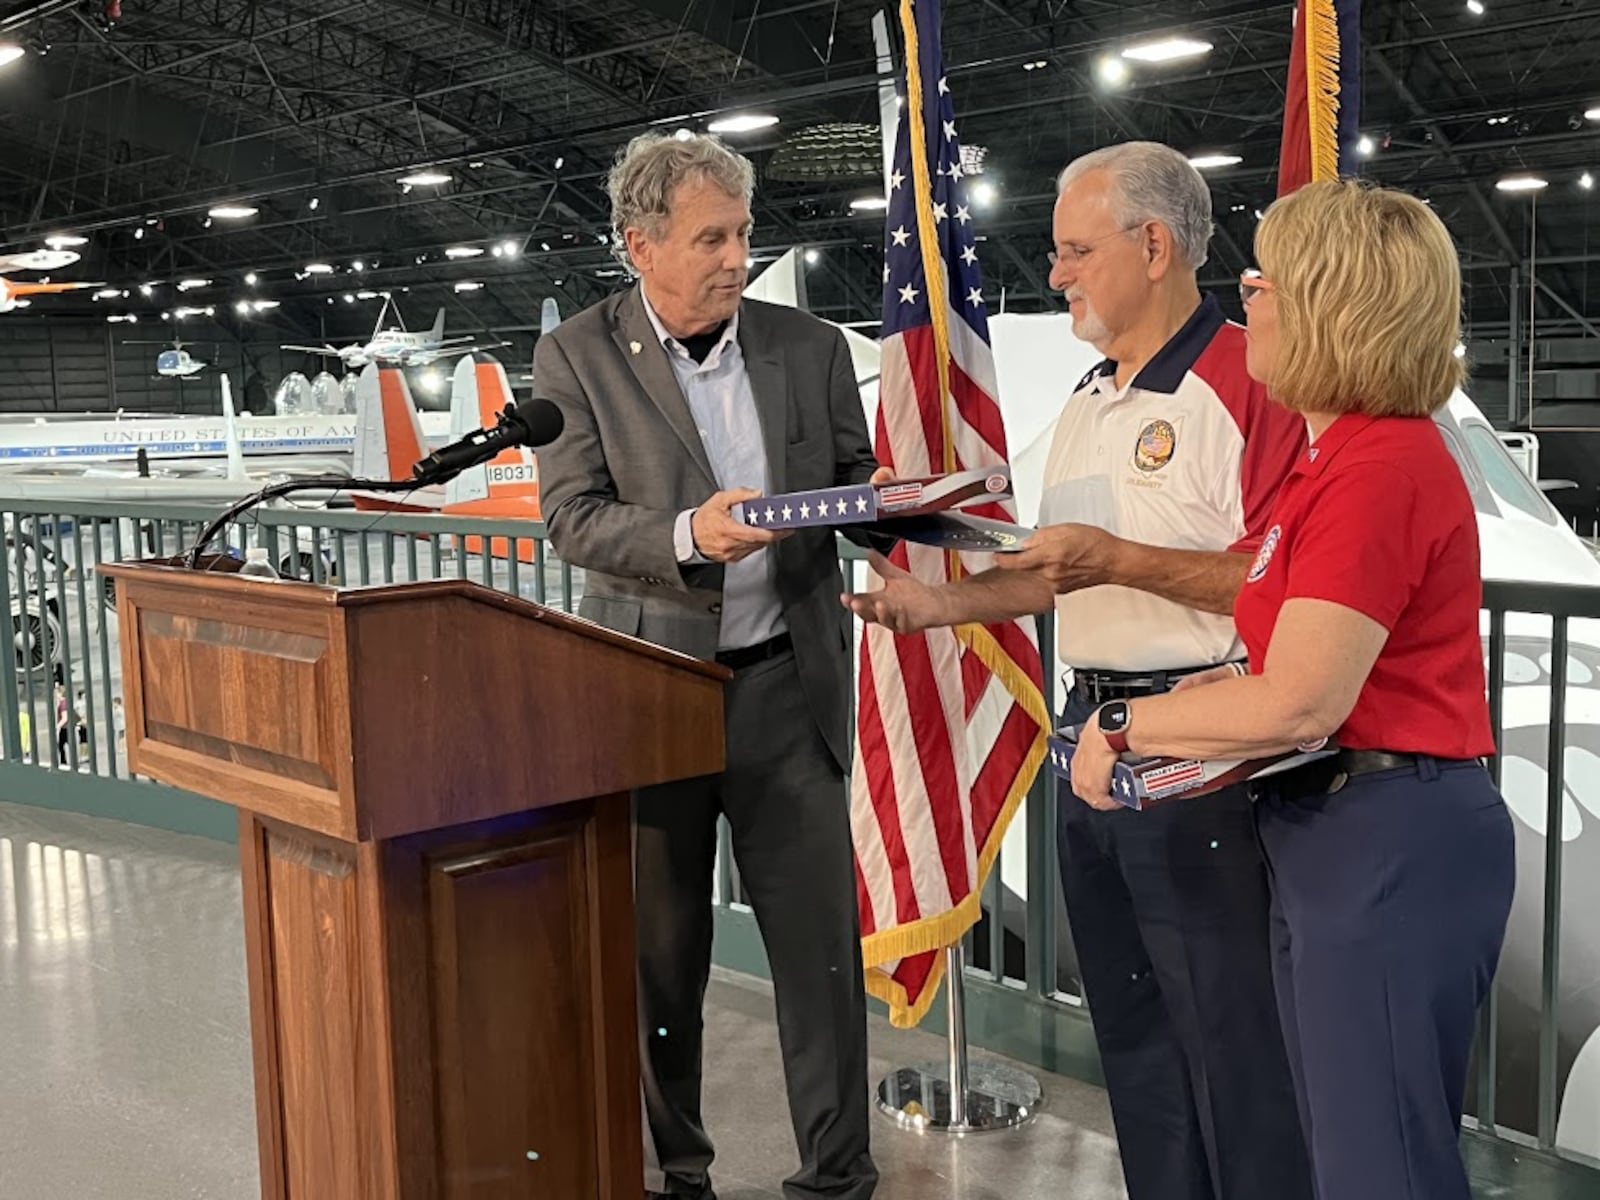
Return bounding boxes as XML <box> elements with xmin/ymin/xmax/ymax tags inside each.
<box><xmin>102</xmin><ymin>563</ymin><xmax>729</xmax><ymax>1199</ymax></box>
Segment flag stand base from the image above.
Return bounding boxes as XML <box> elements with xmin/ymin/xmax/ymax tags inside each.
<box><xmin>873</xmin><ymin>944</ymin><xmax>1041</xmax><ymax>1134</ymax></box>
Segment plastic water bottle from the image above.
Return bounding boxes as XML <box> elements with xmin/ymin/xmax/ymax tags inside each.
<box><xmin>238</xmin><ymin>547</ymin><xmax>281</xmax><ymax>580</ymax></box>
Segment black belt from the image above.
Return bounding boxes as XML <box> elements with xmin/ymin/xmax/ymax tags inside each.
<box><xmin>1070</xmin><ymin>664</ymin><xmax>1232</xmax><ymax>702</ymax></box>
<box><xmin>715</xmin><ymin>632</ymin><xmax>792</xmax><ymax>671</ymax></box>
<box><xmin>1261</xmin><ymin>749</ymin><xmax>1457</xmax><ymax>800</ymax></box>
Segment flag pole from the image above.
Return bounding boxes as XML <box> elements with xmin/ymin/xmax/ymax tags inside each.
<box><xmin>874</xmin><ymin>940</ymin><xmax>1041</xmax><ymax>1133</ymax></box>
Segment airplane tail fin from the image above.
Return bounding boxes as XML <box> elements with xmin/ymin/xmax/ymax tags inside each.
<box><xmin>444</xmin><ymin>351</ymin><xmax>541</xmax><ymax>516</ymax></box>
<box><xmin>540</xmin><ymin>297</ymin><xmax>561</xmax><ymax>336</ymax></box>
<box><xmin>221</xmin><ymin>375</ymin><xmax>246</xmax><ymax>481</ymax></box>
<box><xmin>352</xmin><ymin>363</ymin><xmax>429</xmax><ymax>481</ymax></box>
<box><xmin>428</xmin><ymin>307</ymin><xmax>446</xmax><ymax>341</ymax></box>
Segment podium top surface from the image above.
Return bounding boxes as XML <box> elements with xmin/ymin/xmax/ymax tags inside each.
<box><xmin>100</xmin><ymin>560</ymin><xmax>729</xmax><ymax>682</ymax></box>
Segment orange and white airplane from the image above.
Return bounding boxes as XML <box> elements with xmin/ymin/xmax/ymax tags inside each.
<box><xmin>0</xmin><ymin>274</ymin><xmax>99</xmax><ymax>313</ymax></box>
<box><xmin>348</xmin><ymin>352</ymin><xmax>543</xmax><ymax>562</ymax></box>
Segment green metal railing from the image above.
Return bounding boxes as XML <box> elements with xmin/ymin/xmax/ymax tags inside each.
<box><xmin>0</xmin><ymin>494</ymin><xmax>1595</xmax><ymax>1189</ymax></box>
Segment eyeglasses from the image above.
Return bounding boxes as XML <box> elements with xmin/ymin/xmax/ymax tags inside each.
<box><xmin>1048</xmin><ymin>224</ymin><xmax>1142</xmax><ymax>269</ymax></box>
<box><xmin>1239</xmin><ymin>271</ymin><xmax>1275</xmax><ymax>306</ymax></box>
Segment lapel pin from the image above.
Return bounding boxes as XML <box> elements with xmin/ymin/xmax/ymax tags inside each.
<box><xmin>629</xmin><ymin>340</ymin><xmax>642</xmax><ymax>355</ymax></box>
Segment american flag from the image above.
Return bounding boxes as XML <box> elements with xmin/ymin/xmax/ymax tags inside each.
<box><xmin>851</xmin><ymin>0</ymin><xmax>1050</xmax><ymax>1028</ymax></box>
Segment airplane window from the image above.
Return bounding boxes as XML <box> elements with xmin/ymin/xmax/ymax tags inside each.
<box><xmin>1501</xmin><ymin>651</ymin><xmax>1541</xmax><ymax>683</ymax></box>
<box><xmin>1540</xmin><ymin>652</ymin><xmax>1596</xmax><ymax>686</ymax></box>
<box><xmin>1461</xmin><ymin>419</ymin><xmax>1559</xmax><ymax>524</ymax></box>
<box><xmin>1432</xmin><ymin>409</ymin><xmax>1498</xmax><ymax>517</ymax></box>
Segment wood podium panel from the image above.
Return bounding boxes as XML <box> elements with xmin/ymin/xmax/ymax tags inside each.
<box><xmin>103</xmin><ymin>564</ymin><xmax>728</xmax><ymax>1200</ymax></box>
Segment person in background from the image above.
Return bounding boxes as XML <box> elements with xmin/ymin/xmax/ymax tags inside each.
<box><xmin>844</xmin><ymin>141</ymin><xmax>1311</xmax><ymax>1200</ymax></box>
<box><xmin>1065</xmin><ymin>179</ymin><xmax>1515</xmax><ymax>1200</ymax></box>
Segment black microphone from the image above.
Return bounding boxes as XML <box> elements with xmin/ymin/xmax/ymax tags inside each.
<box><xmin>410</xmin><ymin>397</ymin><xmax>564</xmax><ymax>485</ymax></box>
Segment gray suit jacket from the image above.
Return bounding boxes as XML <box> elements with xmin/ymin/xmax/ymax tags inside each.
<box><xmin>532</xmin><ymin>287</ymin><xmax>879</xmax><ymax>772</ymax></box>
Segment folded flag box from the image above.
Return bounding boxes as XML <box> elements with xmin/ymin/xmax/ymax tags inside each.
<box><xmin>730</xmin><ymin>467</ymin><xmax>1033</xmax><ymax>550</ymax></box>
<box><xmin>1047</xmin><ymin>724</ymin><xmax>1338</xmax><ymax>810</ymax></box>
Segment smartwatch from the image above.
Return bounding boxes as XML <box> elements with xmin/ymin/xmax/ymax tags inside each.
<box><xmin>1097</xmin><ymin>700</ymin><xmax>1132</xmax><ymax>754</ymax></box>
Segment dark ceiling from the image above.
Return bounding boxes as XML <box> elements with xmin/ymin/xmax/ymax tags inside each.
<box><xmin>0</xmin><ymin>0</ymin><xmax>1598</xmax><ymax>359</ymax></box>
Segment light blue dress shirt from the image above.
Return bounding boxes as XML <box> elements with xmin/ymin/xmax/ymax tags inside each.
<box><xmin>641</xmin><ymin>287</ymin><xmax>787</xmax><ymax>652</ymax></box>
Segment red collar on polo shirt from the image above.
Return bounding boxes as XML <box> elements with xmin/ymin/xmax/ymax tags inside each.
<box><xmin>1292</xmin><ymin>411</ymin><xmax>1377</xmax><ymax>478</ymax></box>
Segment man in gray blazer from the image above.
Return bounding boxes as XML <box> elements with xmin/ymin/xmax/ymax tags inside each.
<box><xmin>532</xmin><ymin>131</ymin><xmax>880</xmax><ymax>1200</ymax></box>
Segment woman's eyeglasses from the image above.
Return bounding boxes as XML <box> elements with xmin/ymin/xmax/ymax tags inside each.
<box><xmin>1239</xmin><ymin>271</ymin><xmax>1275</xmax><ymax>306</ymax></box>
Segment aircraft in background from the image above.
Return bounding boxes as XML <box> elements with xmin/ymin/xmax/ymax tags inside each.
<box><xmin>125</xmin><ymin>337</ymin><xmax>209</xmax><ymax>379</ymax></box>
<box><xmin>0</xmin><ymin>250</ymin><xmax>81</xmax><ymax>273</ymax></box>
<box><xmin>282</xmin><ymin>293</ymin><xmax>504</xmax><ymax>368</ymax></box>
<box><xmin>0</xmin><ymin>273</ymin><xmax>100</xmax><ymax>313</ymax></box>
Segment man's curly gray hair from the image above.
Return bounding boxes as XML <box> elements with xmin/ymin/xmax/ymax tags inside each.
<box><xmin>1056</xmin><ymin>141</ymin><xmax>1215</xmax><ymax>272</ymax></box>
<box><xmin>606</xmin><ymin>132</ymin><xmax>755</xmax><ymax>272</ymax></box>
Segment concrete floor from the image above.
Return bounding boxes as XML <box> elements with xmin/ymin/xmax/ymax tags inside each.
<box><xmin>0</xmin><ymin>799</ymin><xmax>1127</xmax><ymax>1200</ymax></box>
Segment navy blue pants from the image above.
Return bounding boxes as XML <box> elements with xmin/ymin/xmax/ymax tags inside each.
<box><xmin>1255</xmin><ymin>757</ymin><xmax>1514</xmax><ymax>1200</ymax></box>
<box><xmin>1057</xmin><ymin>688</ymin><xmax>1312</xmax><ymax>1200</ymax></box>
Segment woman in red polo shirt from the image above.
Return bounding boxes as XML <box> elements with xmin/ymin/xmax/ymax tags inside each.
<box><xmin>1067</xmin><ymin>179</ymin><xmax>1514</xmax><ymax>1200</ymax></box>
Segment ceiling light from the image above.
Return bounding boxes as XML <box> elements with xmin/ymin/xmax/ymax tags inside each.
<box><xmin>0</xmin><ymin>44</ymin><xmax>23</xmax><ymax>68</ymax></box>
<box><xmin>1466</xmin><ymin>0</ymin><xmax>1485</xmax><ymax>13</ymax></box>
<box><xmin>253</xmin><ymin>299</ymin><xmax>279</xmax><ymax>310</ymax></box>
<box><xmin>971</xmin><ymin>180</ymin><xmax>998</xmax><ymax>207</ymax></box>
<box><xmin>1188</xmin><ymin>153</ymin><xmax>1242</xmax><ymax>170</ymax></box>
<box><xmin>1095</xmin><ymin>55</ymin><xmax>1129</xmax><ymax>87</ymax></box>
<box><xmin>707</xmin><ymin>113</ymin><xmax>779</xmax><ymax>134</ymax></box>
<box><xmin>454</xmin><ymin>281</ymin><xmax>483</xmax><ymax>292</ymax></box>
<box><xmin>805</xmin><ymin>249</ymin><xmax>820</xmax><ymax>265</ymax></box>
<box><xmin>133</xmin><ymin>228</ymin><xmax>144</xmax><ymax>240</ymax></box>
<box><xmin>673</xmin><ymin>128</ymin><xmax>695</xmax><ymax>141</ymax></box>
<box><xmin>554</xmin><ymin>156</ymin><xmax>564</xmax><ymax>170</ymax></box>
<box><xmin>417</xmin><ymin>369</ymin><xmax>445</xmax><ymax>394</ymax></box>
<box><xmin>92</xmin><ymin>288</ymin><xmax>120</xmax><ymax>300</ymax></box>
<box><xmin>356</xmin><ymin>290</ymin><xmax>379</xmax><ymax>300</ymax></box>
<box><xmin>398</xmin><ymin>170</ymin><xmax>451</xmax><ymax>187</ymax></box>
<box><xmin>308</xmin><ymin>196</ymin><xmax>320</xmax><ymax>210</ymax></box>
<box><xmin>45</xmin><ymin>234</ymin><xmax>87</xmax><ymax>248</ymax></box>
<box><xmin>351</xmin><ymin>260</ymin><xmax>365</xmax><ymax>272</ymax></box>
<box><xmin>1356</xmin><ymin>135</ymin><xmax>1376</xmax><ymax>157</ymax></box>
<box><xmin>1121</xmin><ymin>38</ymin><xmax>1212</xmax><ymax>63</ymax></box>
<box><xmin>235</xmin><ymin>301</ymin><xmax>251</xmax><ymax>315</ymax></box>
<box><xmin>539</xmin><ymin>241</ymin><xmax>551</xmax><ymax>252</ymax></box>
<box><xmin>849</xmin><ymin>196</ymin><xmax>889</xmax><ymax>212</ymax></box>
<box><xmin>343</xmin><ymin>293</ymin><xmax>355</xmax><ymax>303</ymax></box>
<box><xmin>176</xmin><ymin>278</ymin><xmax>211</xmax><ymax>291</ymax></box>
<box><xmin>1496</xmin><ymin>175</ymin><xmax>1548</xmax><ymax>192</ymax></box>
<box><xmin>499</xmin><ymin>239</ymin><xmax>520</xmax><ymax>257</ymax></box>
<box><xmin>469</xmin><ymin>160</ymin><xmax>485</xmax><ymax>168</ymax></box>
<box><xmin>139</xmin><ymin>283</ymin><xmax>154</xmax><ymax>296</ymax></box>
<box><xmin>1586</xmin><ymin>107</ymin><xmax>1600</xmax><ymax>123</ymax></box>
<box><xmin>445</xmin><ymin>246</ymin><xmax>484</xmax><ymax>259</ymax></box>
<box><xmin>304</xmin><ymin>262</ymin><xmax>333</xmax><ymax>274</ymax></box>
<box><xmin>491</xmin><ymin>244</ymin><xmax>504</xmax><ymax>257</ymax></box>
<box><xmin>207</xmin><ymin>204</ymin><xmax>258</xmax><ymax>219</ymax></box>
<box><xmin>244</xmin><ymin>272</ymin><xmax>258</xmax><ymax>286</ymax></box>
<box><xmin>1022</xmin><ymin>59</ymin><xmax>1048</xmax><ymax>71</ymax></box>
<box><xmin>1582</xmin><ymin>172</ymin><xmax>1595</xmax><ymax>191</ymax></box>
<box><xmin>1454</xmin><ymin>343</ymin><xmax>1468</xmax><ymax>358</ymax></box>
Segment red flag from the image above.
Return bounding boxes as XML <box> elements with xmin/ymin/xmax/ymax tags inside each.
<box><xmin>1279</xmin><ymin>0</ymin><xmax>1364</xmax><ymax>195</ymax></box>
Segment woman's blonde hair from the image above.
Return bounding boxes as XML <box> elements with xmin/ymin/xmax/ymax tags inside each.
<box><xmin>1255</xmin><ymin>179</ymin><xmax>1465</xmax><ymax>416</ymax></box>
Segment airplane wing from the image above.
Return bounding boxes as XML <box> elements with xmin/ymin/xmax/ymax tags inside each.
<box><xmin>281</xmin><ymin>344</ymin><xmax>341</xmax><ymax>356</ymax></box>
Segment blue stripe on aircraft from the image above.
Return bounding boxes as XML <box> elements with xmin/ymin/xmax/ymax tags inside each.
<box><xmin>0</xmin><ymin>438</ymin><xmax>355</xmax><ymax>459</ymax></box>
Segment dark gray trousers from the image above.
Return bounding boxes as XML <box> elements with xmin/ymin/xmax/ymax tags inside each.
<box><xmin>635</xmin><ymin>648</ymin><xmax>876</xmax><ymax>1200</ymax></box>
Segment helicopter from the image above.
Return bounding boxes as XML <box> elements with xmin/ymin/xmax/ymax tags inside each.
<box><xmin>126</xmin><ymin>337</ymin><xmax>210</xmax><ymax>380</ymax></box>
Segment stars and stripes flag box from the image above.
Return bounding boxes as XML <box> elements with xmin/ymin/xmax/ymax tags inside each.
<box><xmin>1046</xmin><ymin>725</ymin><xmax>1338</xmax><ymax>810</ymax></box>
<box><xmin>731</xmin><ymin>465</ymin><xmax>1012</xmax><ymax>531</ymax></box>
